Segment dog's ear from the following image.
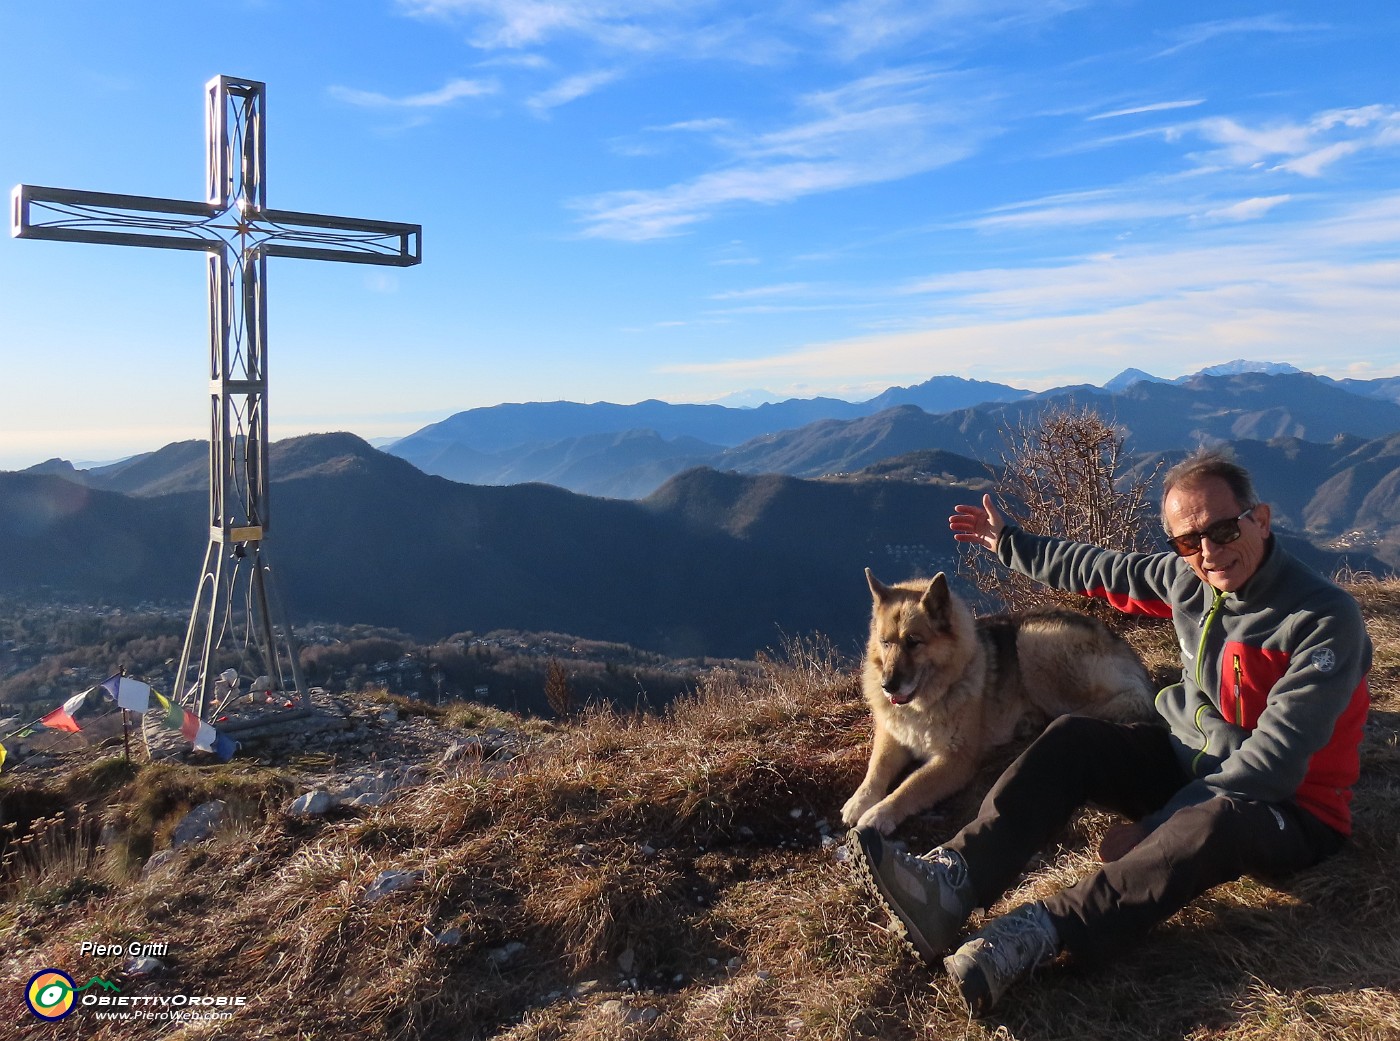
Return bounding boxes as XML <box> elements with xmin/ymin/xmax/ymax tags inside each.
<box><xmin>866</xmin><ymin>567</ymin><xmax>892</xmax><ymax>603</ymax></box>
<box><xmin>921</xmin><ymin>572</ymin><xmax>950</xmax><ymax>612</ymax></box>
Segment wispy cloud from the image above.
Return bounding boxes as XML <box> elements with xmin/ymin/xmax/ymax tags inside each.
<box><xmin>809</xmin><ymin>0</ymin><xmax>1091</xmax><ymax>60</ymax></box>
<box><xmin>571</xmin><ymin>65</ymin><xmax>990</xmax><ymax>240</ymax></box>
<box><xmin>1088</xmin><ymin>99</ymin><xmax>1205</xmax><ymax>121</ymax></box>
<box><xmin>528</xmin><ymin>69</ymin><xmax>624</xmax><ymax>111</ymax></box>
<box><xmin>329</xmin><ymin>77</ymin><xmax>498</xmax><ymax>108</ymax></box>
<box><xmin>476</xmin><ymin>52</ymin><xmax>553</xmax><ymax>70</ymax></box>
<box><xmin>709</xmin><ymin>282</ymin><xmax>812</xmax><ymax>301</ymax></box>
<box><xmin>1153</xmin><ymin>14</ymin><xmax>1325</xmax><ymax>59</ymax></box>
<box><xmin>400</xmin><ymin>0</ymin><xmax>1094</xmax><ymax>63</ymax></box>
<box><xmin>1183</xmin><ymin>105</ymin><xmax>1400</xmax><ymax>177</ymax></box>
<box><xmin>651</xmin><ymin>117</ymin><xmax>734</xmax><ymax>135</ymax></box>
<box><xmin>396</xmin><ymin>0</ymin><xmax>709</xmax><ymax>52</ymax></box>
<box><xmin>1202</xmin><ymin>195</ymin><xmax>1293</xmax><ymax>222</ymax></box>
<box><xmin>970</xmin><ymin>191</ymin><xmax>1201</xmax><ymax>231</ymax></box>
<box><xmin>964</xmin><ymin>185</ymin><xmax>1291</xmax><ymax>234</ymax></box>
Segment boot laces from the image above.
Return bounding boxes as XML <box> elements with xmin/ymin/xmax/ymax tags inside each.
<box><xmin>974</xmin><ymin>904</ymin><xmax>1057</xmax><ymax>985</ymax></box>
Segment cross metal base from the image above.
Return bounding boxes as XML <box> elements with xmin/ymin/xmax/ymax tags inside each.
<box><xmin>176</xmin><ymin>536</ymin><xmax>307</xmax><ymax>719</ymax></box>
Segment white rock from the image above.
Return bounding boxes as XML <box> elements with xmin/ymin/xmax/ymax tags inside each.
<box><xmin>142</xmin><ymin>850</ymin><xmax>180</xmax><ymax>877</ymax></box>
<box><xmin>171</xmin><ymin>800</ymin><xmax>228</xmax><ymax>848</ymax></box>
<box><xmin>487</xmin><ymin>940</ymin><xmax>526</xmax><ymax>965</ymax></box>
<box><xmin>369</xmin><ymin>770</ymin><xmax>401</xmax><ymax>794</ymax></box>
<box><xmin>362</xmin><ymin>869</ymin><xmax>424</xmax><ymax>904</ymax></box>
<box><xmin>349</xmin><ymin>792</ymin><xmax>395</xmax><ymax>809</ymax></box>
<box><xmin>288</xmin><ymin>790</ymin><xmax>337</xmax><ymax>817</ymax></box>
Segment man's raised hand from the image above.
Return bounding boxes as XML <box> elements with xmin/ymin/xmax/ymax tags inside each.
<box><xmin>949</xmin><ymin>493</ymin><xmax>1006</xmax><ymax>553</ymax></box>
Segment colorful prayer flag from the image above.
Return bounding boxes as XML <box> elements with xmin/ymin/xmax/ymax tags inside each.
<box><xmin>213</xmin><ymin>732</ymin><xmax>238</xmax><ymax>762</ymax></box>
<box><xmin>39</xmin><ymin>705</ymin><xmax>82</xmax><ymax>733</ymax></box>
<box><xmin>153</xmin><ymin>690</ymin><xmax>185</xmax><ymax>731</ymax></box>
<box><xmin>102</xmin><ymin>676</ymin><xmax>153</xmax><ymax>713</ymax></box>
<box><xmin>41</xmin><ymin>686</ymin><xmax>116</xmax><ymax>732</ymax></box>
<box><xmin>0</xmin><ymin>741</ymin><xmax>7</xmax><ymax>772</ymax></box>
<box><xmin>180</xmin><ymin>709</ymin><xmax>201</xmax><ymax>743</ymax></box>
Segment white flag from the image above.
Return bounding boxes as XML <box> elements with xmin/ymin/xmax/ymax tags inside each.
<box><xmin>116</xmin><ymin>678</ymin><xmax>153</xmax><ymax>713</ymax></box>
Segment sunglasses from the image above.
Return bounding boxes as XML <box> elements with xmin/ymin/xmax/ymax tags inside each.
<box><xmin>1167</xmin><ymin>508</ymin><xmax>1255</xmax><ymax>557</ymax></box>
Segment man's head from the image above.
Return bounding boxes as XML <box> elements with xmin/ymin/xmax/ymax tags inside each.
<box><xmin>1161</xmin><ymin>449</ymin><xmax>1272</xmax><ymax>593</ymax></box>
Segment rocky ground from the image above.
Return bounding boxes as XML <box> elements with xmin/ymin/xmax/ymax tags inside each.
<box><xmin>163</xmin><ymin>687</ymin><xmax>536</xmax><ymax>827</ymax></box>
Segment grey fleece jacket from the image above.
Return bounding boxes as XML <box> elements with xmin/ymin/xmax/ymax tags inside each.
<box><xmin>997</xmin><ymin>526</ymin><xmax>1372</xmax><ymax>834</ymax></box>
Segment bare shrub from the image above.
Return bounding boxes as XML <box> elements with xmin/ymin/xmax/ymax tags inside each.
<box><xmin>962</xmin><ymin>402</ymin><xmax>1162</xmax><ymax>621</ymax></box>
<box><xmin>545</xmin><ymin>657</ymin><xmax>575</xmax><ymax>718</ymax></box>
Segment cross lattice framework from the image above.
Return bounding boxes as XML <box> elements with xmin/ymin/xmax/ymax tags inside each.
<box><xmin>11</xmin><ymin>75</ymin><xmax>422</xmax><ymax>721</ymax></box>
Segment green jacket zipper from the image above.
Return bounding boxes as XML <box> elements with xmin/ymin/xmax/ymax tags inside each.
<box><xmin>1191</xmin><ymin>588</ymin><xmax>1227</xmax><ymax>773</ymax></box>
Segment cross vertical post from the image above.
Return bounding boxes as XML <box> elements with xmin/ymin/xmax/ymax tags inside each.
<box><xmin>12</xmin><ymin>75</ymin><xmax>422</xmax><ymax>723</ymax></box>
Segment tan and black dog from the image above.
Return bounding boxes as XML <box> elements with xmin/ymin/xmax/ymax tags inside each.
<box><xmin>841</xmin><ymin>569</ymin><xmax>1154</xmax><ymax>835</ymax></box>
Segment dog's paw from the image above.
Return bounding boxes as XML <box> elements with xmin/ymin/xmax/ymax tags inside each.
<box><xmin>841</xmin><ymin>790</ymin><xmax>879</xmax><ymax>827</ymax></box>
<box><xmin>856</xmin><ymin>802</ymin><xmax>902</xmax><ymax>836</ymax></box>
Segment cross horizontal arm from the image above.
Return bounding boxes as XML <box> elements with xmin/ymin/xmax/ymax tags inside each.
<box><xmin>12</xmin><ymin>184</ymin><xmax>219</xmax><ymax>253</ymax></box>
<box><xmin>258</xmin><ymin>207</ymin><xmax>422</xmax><ymax>267</ymax></box>
<box><xmin>12</xmin><ymin>184</ymin><xmax>422</xmax><ymax>267</ymax></box>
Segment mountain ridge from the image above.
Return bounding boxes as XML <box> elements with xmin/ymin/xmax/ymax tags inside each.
<box><xmin>380</xmin><ymin>369</ymin><xmax>1400</xmax><ymax>497</ymax></box>
<box><xmin>5</xmin><ymin>431</ymin><xmax>1394</xmax><ymax>661</ymax></box>
<box><xmin>33</xmin><ymin>365</ymin><xmax>1400</xmax><ymax>501</ymax></box>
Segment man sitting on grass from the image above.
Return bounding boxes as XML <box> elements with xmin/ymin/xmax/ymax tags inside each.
<box><xmin>847</xmin><ymin>449</ymin><xmax>1372</xmax><ymax>1016</ymax></box>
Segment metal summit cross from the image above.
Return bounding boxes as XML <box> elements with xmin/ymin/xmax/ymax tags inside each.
<box><xmin>11</xmin><ymin>75</ymin><xmax>422</xmax><ymax>721</ymax></box>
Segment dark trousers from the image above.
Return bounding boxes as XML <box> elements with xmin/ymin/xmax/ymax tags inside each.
<box><xmin>942</xmin><ymin>715</ymin><xmax>1344</xmax><ymax>964</ymax></box>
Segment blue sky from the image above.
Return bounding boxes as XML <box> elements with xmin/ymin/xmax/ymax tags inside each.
<box><xmin>2</xmin><ymin>1</ymin><xmax>1399</xmax><ymax>469</ymax></box>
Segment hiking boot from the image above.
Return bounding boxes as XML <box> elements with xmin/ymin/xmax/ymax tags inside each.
<box><xmin>845</xmin><ymin>827</ymin><xmax>975</xmax><ymax>963</ymax></box>
<box><xmin>943</xmin><ymin>902</ymin><xmax>1060</xmax><ymax>1016</ymax></box>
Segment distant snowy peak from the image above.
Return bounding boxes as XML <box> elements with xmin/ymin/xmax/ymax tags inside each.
<box><xmin>1104</xmin><ymin>368</ymin><xmax>1169</xmax><ymax>392</ymax></box>
<box><xmin>1191</xmin><ymin>359</ymin><xmax>1304</xmax><ymax>379</ymax></box>
<box><xmin>1104</xmin><ymin>360</ymin><xmax>1304</xmax><ymax>392</ymax></box>
<box><xmin>702</xmin><ymin>389</ymin><xmax>791</xmax><ymax>408</ymax></box>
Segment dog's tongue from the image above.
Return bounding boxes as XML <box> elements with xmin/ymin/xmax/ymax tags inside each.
<box><xmin>887</xmin><ymin>691</ymin><xmax>913</xmax><ymax>706</ymax></box>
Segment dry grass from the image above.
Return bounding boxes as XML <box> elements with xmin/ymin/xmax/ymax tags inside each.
<box><xmin>1</xmin><ymin>599</ymin><xmax>1398</xmax><ymax>1040</ymax></box>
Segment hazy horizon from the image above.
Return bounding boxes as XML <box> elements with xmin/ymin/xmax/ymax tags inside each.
<box><xmin>0</xmin><ymin>357</ymin><xmax>1345</xmax><ymax>472</ymax></box>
